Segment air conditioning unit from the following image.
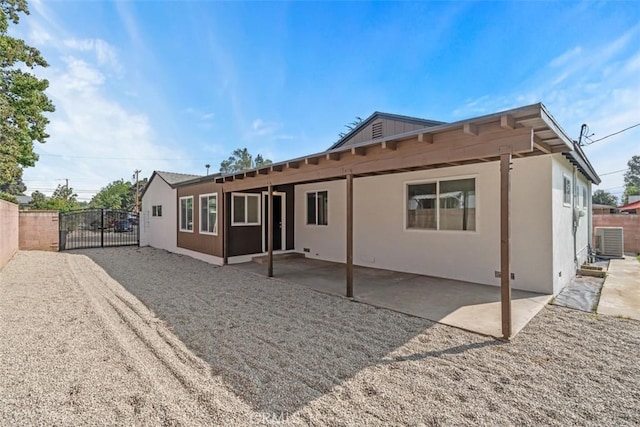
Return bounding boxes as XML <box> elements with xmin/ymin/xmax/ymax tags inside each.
<box><xmin>594</xmin><ymin>227</ymin><xmax>624</xmax><ymax>258</ymax></box>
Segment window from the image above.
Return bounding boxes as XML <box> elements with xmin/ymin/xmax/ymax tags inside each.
<box><xmin>307</xmin><ymin>191</ymin><xmax>328</xmax><ymax>225</ymax></box>
<box><xmin>407</xmin><ymin>178</ymin><xmax>476</xmax><ymax>231</ymax></box>
<box><xmin>563</xmin><ymin>176</ymin><xmax>572</xmax><ymax>206</ymax></box>
<box><xmin>232</xmin><ymin>193</ymin><xmax>260</xmax><ymax>225</ymax></box>
<box><xmin>582</xmin><ymin>187</ymin><xmax>587</xmax><ymax>209</ymax></box>
<box><xmin>179</xmin><ymin>196</ymin><xmax>193</xmax><ymax>232</ymax></box>
<box><xmin>200</xmin><ymin>194</ymin><xmax>218</xmax><ymax>234</ymax></box>
<box><xmin>152</xmin><ymin>205</ymin><xmax>162</xmax><ymax>217</ymax></box>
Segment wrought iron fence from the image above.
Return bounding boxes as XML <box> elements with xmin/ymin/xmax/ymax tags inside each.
<box><xmin>59</xmin><ymin>209</ymin><xmax>139</xmax><ymax>250</ymax></box>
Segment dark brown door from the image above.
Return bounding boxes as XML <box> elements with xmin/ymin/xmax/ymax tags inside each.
<box><xmin>264</xmin><ymin>195</ymin><xmax>283</xmax><ymax>251</ymax></box>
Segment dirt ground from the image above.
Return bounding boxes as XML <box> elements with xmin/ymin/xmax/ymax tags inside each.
<box><xmin>1</xmin><ymin>247</ymin><xmax>639</xmax><ymax>426</ymax></box>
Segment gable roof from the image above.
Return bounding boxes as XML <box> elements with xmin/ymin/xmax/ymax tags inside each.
<box><xmin>174</xmin><ymin>103</ymin><xmax>601</xmax><ymax>190</ymax></box>
<box><xmin>156</xmin><ymin>171</ymin><xmax>203</xmax><ymax>185</ymax></box>
<box><xmin>329</xmin><ymin>111</ymin><xmax>445</xmax><ymax>150</ymax></box>
<box><xmin>141</xmin><ymin>170</ymin><xmax>204</xmax><ymax>199</ymax></box>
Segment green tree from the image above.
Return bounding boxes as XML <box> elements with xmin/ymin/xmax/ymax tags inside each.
<box><xmin>622</xmin><ymin>155</ymin><xmax>640</xmax><ymax>205</ymax></box>
<box><xmin>0</xmin><ymin>174</ymin><xmax>26</xmax><ymax>194</ymax></box>
<box><xmin>220</xmin><ymin>148</ymin><xmax>272</xmax><ymax>174</ymax></box>
<box><xmin>338</xmin><ymin>116</ymin><xmax>364</xmax><ymax>139</ymax></box>
<box><xmin>30</xmin><ymin>185</ymin><xmax>78</xmax><ymax>212</ymax></box>
<box><xmin>0</xmin><ymin>0</ymin><xmax>55</xmax><ymax>186</ymax></box>
<box><xmin>90</xmin><ymin>179</ymin><xmax>134</xmax><ymax>210</ymax></box>
<box><xmin>592</xmin><ymin>190</ymin><xmax>617</xmax><ymax>206</ymax></box>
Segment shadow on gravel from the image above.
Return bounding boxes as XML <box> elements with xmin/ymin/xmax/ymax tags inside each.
<box><xmin>78</xmin><ymin>247</ymin><xmax>496</xmax><ymax>416</ymax></box>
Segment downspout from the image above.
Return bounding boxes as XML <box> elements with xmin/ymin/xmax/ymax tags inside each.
<box><xmin>572</xmin><ymin>165</ymin><xmax>578</xmax><ymax>270</ymax></box>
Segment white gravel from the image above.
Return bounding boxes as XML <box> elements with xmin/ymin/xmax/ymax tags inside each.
<box><xmin>2</xmin><ymin>247</ymin><xmax>639</xmax><ymax>426</ymax></box>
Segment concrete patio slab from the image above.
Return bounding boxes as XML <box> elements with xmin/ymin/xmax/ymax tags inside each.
<box><xmin>598</xmin><ymin>256</ymin><xmax>640</xmax><ymax>320</ymax></box>
<box><xmin>235</xmin><ymin>257</ymin><xmax>551</xmax><ymax>338</ymax></box>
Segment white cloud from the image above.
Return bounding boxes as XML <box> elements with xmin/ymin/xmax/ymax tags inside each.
<box><xmin>62</xmin><ymin>38</ymin><xmax>123</xmax><ymax>73</ymax></box>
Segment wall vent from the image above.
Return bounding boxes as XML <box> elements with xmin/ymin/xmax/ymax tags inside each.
<box><xmin>372</xmin><ymin>122</ymin><xmax>383</xmax><ymax>139</ymax></box>
<box><xmin>594</xmin><ymin>227</ymin><xmax>624</xmax><ymax>258</ymax></box>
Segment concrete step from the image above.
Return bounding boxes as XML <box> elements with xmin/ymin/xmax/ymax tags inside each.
<box><xmin>252</xmin><ymin>252</ymin><xmax>305</xmax><ymax>264</ymax></box>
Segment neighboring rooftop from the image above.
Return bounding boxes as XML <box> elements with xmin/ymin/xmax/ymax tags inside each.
<box><xmin>156</xmin><ymin>171</ymin><xmax>203</xmax><ymax>186</ymax></box>
<box><xmin>619</xmin><ymin>200</ymin><xmax>640</xmax><ymax>212</ymax></box>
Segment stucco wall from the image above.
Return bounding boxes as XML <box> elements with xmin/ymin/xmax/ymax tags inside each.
<box><xmin>593</xmin><ymin>214</ymin><xmax>640</xmax><ymax>254</ymax></box>
<box><xmin>0</xmin><ymin>200</ymin><xmax>19</xmax><ymax>269</ymax></box>
<box><xmin>19</xmin><ymin>211</ymin><xmax>59</xmax><ymax>251</ymax></box>
<box><xmin>295</xmin><ymin>157</ymin><xmax>555</xmax><ymax>294</ymax></box>
<box><xmin>141</xmin><ymin>176</ymin><xmax>177</xmax><ymax>252</ymax></box>
<box><xmin>551</xmin><ymin>154</ymin><xmax>590</xmax><ymax>294</ymax></box>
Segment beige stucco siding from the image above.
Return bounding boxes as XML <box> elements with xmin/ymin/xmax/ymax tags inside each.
<box><xmin>295</xmin><ymin>157</ymin><xmax>557</xmax><ymax>294</ymax></box>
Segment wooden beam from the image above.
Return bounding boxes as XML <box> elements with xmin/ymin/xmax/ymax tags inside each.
<box><xmin>346</xmin><ymin>173</ymin><xmax>354</xmax><ymax>298</ymax></box>
<box><xmin>501</xmin><ymin>115</ymin><xmax>516</xmax><ymax>130</ymax></box>
<box><xmin>446</xmin><ymin>162</ymin><xmax>461</xmax><ymax>166</ymax></box>
<box><xmin>222</xmin><ymin>190</ymin><xmax>228</xmax><ymax>265</ymax></box>
<box><xmin>463</xmin><ymin>123</ymin><xmax>479</xmax><ymax>136</ymax></box>
<box><xmin>234</xmin><ymin>174</ymin><xmax>244</xmax><ymax>180</ymax></box>
<box><xmin>381</xmin><ymin>141</ymin><xmax>396</xmax><ymax>150</ymax></box>
<box><xmin>326</xmin><ymin>152</ymin><xmax>341</xmax><ymax>161</ymax></box>
<box><xmin>245</xmin><ymin>170</ymin><xmax>257</xmax><ymax>177</ymax></box>
<box><xmin>224</xmin><ymin>175</ymin><xmax>234</xmax><ymax>182</ymax></box>
<box><xmin>533</xmin><ymin>136</ymin><xmax>552</xmax><ymax>154</ymax></box>
<box><xmin>258</xmin><ymin>168</ymin><xmax>269</xmax><ymax>175</ymax></box>
<box><xmin>417</xmin><ymin>133</ymin><xmax>433</xmax><ymax>143</ymax></box>
<box><xmin>271</xmin><ymin>164</ymin><xmax>284</xmax><ymax>172</ymax></box>
<box><xmin>287</xmin><ymin>161</ymin><xmax>299</xmax><ymax>169</ymax></box>
<box><xmin>267</xmin><ymin>184</ymin><xmax>273</xmax><ymax>277</ymax></box>
<box><xmin>219</xmin><ymin>127</ymin><xmax>534</xmax><ymax>192</ymax></box>
<box><xmin>500</xmin><ymin>153</ymin><xmax>512</xmax><ymax>340</ymax></box>
<box><xmin>478</xmin><ymin>158</ymin><xmax>491</xmax><ymax>162</ymax></box>
<box><xmin>351</xmin><ymin>147</ymin><xmax>366</xmax><ymax>156</ymax></box>
<box><xmin>305</xmin><ymin>157</ymin><xmax>318</xmax><ymax>165</ymax></box>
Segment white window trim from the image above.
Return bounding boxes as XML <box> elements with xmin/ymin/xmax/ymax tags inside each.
<box><xmin>403</xmin><ymin>174</ymin><xmax>478</xmax><ymax>233</ymax></box>
<box><xmin>179</xmin><ymin>196</ymin><xmax>194</xmax><ymax>233</ymax></box>
<box><xmin>199</xmin><ymin>193</ymin><xmax>218</xmax><ymax>235</ymax></box>
<box><xmin>563</xmin><ymin>174</ymin><xmax>572</xmax><ymax>207</ymax></box>
<box><xmin>231</xmin><ymin>193</ymin><xmax>261</xmax><ymax>226</ymax></box>
<box><xmin>306</xmin><ymin>190</ymin><xmax>329</xmax><ymax>226</ymax></box>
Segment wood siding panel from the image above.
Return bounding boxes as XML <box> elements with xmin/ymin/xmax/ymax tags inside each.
<box><xmin>341</xmin><ymin>118</ymin><xmax>434</xmax><ymax>148</ymax></box>
<box><xmin>177</xmin><ymin>182</ymin><xmax>224</xmax><ymax>257</ymax></box>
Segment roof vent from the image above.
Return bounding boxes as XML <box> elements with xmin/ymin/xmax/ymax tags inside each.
<box><xmin>372</xmin><ymin>122</ymin><xmax>383</xmax><ymax>139</ymax></box>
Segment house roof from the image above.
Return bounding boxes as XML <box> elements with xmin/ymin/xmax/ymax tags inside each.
<box><xmin>156</xmin><ymin>171</ymin><xmax>203</xmax><ymax>185</ymax></box>
<box><xmin>329</xmin><ymin>111</ymin><xmax>445</xmax><ymax>150</ymax></box>
<box><xmin>140</xmin><ymin>170</ymin><xmax>204</xmax><ymax>199</ymax></box>
<box><xmin>174</xmin><ymin>103</ymin><xmax>601</xmax><ymax>190</ymax></box>
<box><xmin>592</xmin><ymin>203</ymin><xmax>617</xmax><ymax>209</ymax></box>
<box><xmin>16</xmin><ymin>195</ymin><xmax>32</xmax><ymax>204</ymax></box>
<box><xmin>619</xmin><ymin>200</ymin><xmax>640</xmax><ymax>211</ymax></box>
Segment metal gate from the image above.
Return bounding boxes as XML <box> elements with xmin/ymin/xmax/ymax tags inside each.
<box><xmin>59</xmin><ymin>209</ymin><xmax>139</xmax><ymax>250</ymax></box>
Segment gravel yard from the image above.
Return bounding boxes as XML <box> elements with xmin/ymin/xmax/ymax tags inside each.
<box><xmin>1</xmin><ymin>247</ymin><xmax>639</xmax><ymax>425</ymax></box>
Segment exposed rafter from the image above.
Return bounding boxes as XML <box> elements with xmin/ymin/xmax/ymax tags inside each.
<box><xmin>326</xmin><ymin>152</ymin><xmax>341</xmax><ymax>161</ymax></box>
<box><xmin>381</xmin><ymin>141</ymin><xmax>396</xmax><ymax>150</ymax></box>
<box><xmin>501</xmin><ymin>115</ymin><xmax>516</xmax><ymax>130</ymax></box>
<box><xmin>305</xmin><ymin>157</ymin><xmax>319</xmax><ymax>165</ymax></box>
<box><xmin>463</xmin><ymin>123</ymin><xmax>479</xmax><ymax>136</ymax></box>
<box><xmin>417</xmin><ymin>133</ymin><xmax>433</xmax><ymax>143</ymax></box>
<box><xmin>351</xmin><ymin>147</ymin><xmax>366</xmax><ymax>156</ymax></box>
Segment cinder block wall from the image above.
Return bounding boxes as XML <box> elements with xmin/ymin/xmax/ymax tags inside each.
<box><xmin>19</xmin><ymin>211</ymin><xmax>59</xmax><ymax>251</ymax></box>
<box><xmin>593</xmin><ymin>214</ymin><xmax>640</xmax><ymax>254</ymax></box>
<box><xmin>0</xmin><ymin>200</ymin><xmax>19</xmax><ymax>269</ymax></box>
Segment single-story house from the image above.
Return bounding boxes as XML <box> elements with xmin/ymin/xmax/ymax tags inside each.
<box><xmin>592</xmin><ymin>203</ymin><xmax>618</xmax><ymax>215</ymax></box>
<box><xmin>140</xmin><ymin>171</ymin><xmax>202</xmax><ymax>253</ymax></box>
<box><xmin>619</xmin><ymin>199</ymin><xmax>640</xmax><ymax>214</ymax></box>
<box><xmin>142</xmin><ymin>103</ymin><xmax>600</xmax><ymax>338</ymax></box>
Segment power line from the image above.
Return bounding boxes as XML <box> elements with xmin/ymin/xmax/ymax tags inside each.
<box><xmin>599</xmin><ymin>168</ymin><xmax>628</xmax><ymax>176</ymax></box>
<box><xmin>584</xmin><ymin>123</ymin><xmax>640</xmax><ymax>145</ymax></box>
<box><xmin>39</xmin><ymin>153</ymin><xmax>201</xmax><ymax>161</ymax></box>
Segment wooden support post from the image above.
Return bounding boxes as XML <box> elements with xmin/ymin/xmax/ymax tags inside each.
<box><xmin>222</xmin><ymin>190</ymin><xmax>228</xmax><ymax>265</ymax></box>
<box><xmin>346</xmin><ymin>173</ymin><xmax>354</xmax><ymax>298</ymax></box>
<box><xmin>267</xmin><ymin>184</ymin><xmax>274</xmax><ymax>277</ymax></box>
<box><xmin>500</xmin><ymin>153</ymin><xmax>512</xmax><ymax>340</ymax></box>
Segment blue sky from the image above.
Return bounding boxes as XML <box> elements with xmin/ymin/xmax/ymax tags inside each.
<box><xmin>15</xmin><ymin>0</ymin><xmax>640</xmax><ymax>202</ymax></box>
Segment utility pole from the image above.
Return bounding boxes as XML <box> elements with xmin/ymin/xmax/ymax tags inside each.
<box><xmin>65</xmin><ymin>178</ymin><xmax>69</xmax><ymax>189</ymax></box>
<box><xmin>205</xmin><ymin>164</ymin><xmax>210</xmax><ymax>175</ymax></box>
<box><xmin>133</xmin><ymin>169</ymin><xmax>141</xmax><ymax>213</ymax></box>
